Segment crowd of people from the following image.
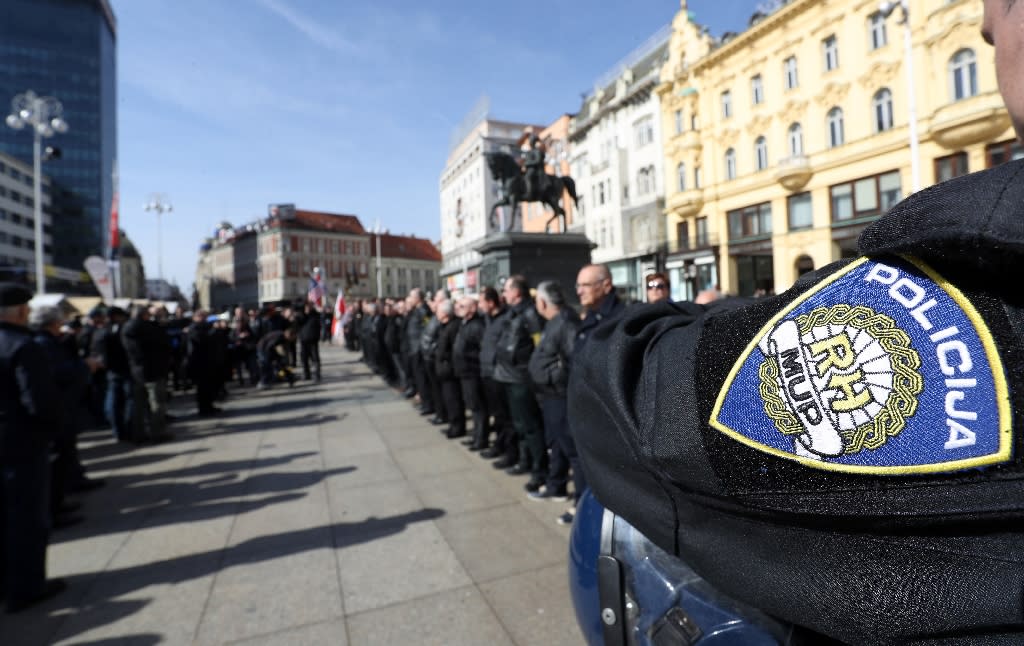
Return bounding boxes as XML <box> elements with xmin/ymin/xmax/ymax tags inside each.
<box><xmin>342</xmin><ymin>264</ymin><xmax>704</xmax><ymax>527</ymax></box>
<box><xmin>0</xmin><ymin>289</ymin><xmax>331</xmax><ymax>613</ymax></box>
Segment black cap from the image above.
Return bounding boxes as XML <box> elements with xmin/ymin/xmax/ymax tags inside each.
<box><xmin>107</xmin><ymin>306</ymin><xmax>128</xmax><ymax>318</ymax></box>
<box><xmin>88</xmin><ymin>306</ymin><xmax>107</xmax><ymax>318</ymax></box>
<box><xmin>0</xmin><ymin>282</ymin><xmax>33</xmax><ymax>306</ymax></box>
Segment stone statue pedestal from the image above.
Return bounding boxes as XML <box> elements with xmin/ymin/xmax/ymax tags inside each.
<box><xmin>475</xmin><ymin>232</ymin><xmax>594</xmax><ymax>304</ymax></box>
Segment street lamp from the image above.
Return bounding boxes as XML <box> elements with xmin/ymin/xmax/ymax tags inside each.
<box><xmin>372</xmin><ymin>220</ymin><xmax>384</xmax><ymax>299</ymax></box>
<box><xmin>144</xmin><ymin>194</ymin><xmax>172</xmax><ymax>283</ymax></box>
<box><xmin>5</xmin><ymin>90</ymin><xmax>69</xmax><ymax>293</ymax></box>
<box><xmin>879</xmin><ymin>0</ymin><xmax>921</xmax><ymax>192</ymax></box>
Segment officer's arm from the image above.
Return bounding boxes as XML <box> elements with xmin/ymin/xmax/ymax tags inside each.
<box><xmin>15</xmin><ymin>342</ymin><xmax>60</xmax><ymax>428</ymax></box>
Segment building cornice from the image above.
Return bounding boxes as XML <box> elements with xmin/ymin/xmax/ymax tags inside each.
<box><xmin>692</xmin><ymin>0</ymin><xmax>816</xmax><ymax>74</ymax></box>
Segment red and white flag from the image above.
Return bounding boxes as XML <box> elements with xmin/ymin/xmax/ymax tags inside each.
<box><xmin>331</xmin><ymin>288</ymin><xmax>347</xmax><ymax>344</ymax></box>
<box><xmin>307</xmin><ymin>270</ymin><xmax>324</xmax><ymax>309</ymax></box>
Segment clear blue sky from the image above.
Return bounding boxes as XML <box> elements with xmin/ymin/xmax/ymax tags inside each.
<box><xmin>112</xmin><ymin>0</ymin><xmax>762</xmax><ymax>291</ymax></box>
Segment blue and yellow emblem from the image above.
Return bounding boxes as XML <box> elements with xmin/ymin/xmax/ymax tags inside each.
<box><xmin>710</xmin><ymin>256</ymin><xmax>1011</xmax><ymax>474</ymax></box>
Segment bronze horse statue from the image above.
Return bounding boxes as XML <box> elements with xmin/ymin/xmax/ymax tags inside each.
<box><xmin>485</xmin><ymin>152</ymin><xmax>579</xmax><ymax>233</ymax></box>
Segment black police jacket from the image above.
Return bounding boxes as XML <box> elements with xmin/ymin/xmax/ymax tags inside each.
<box><xmin>479</xmin><ymin>308</ymin><xmax>508</xmax><ymax>380</ymax></box>
<box><xmin>420</xmin><ymin>316</ymin><xmax>442</xmax><ymax>363</ymax></box>
<box><xmin>528</xmin><ymin>308</ymin><xmax>578</xmax><ymax>398</ymax></box>
<box><xmin>385</xmin><ymin>314</ymin><xmax>404</xmax><ymax>355</ymax></box>
<box><xmin>568</xmin><ymin>159</ymin><xmax>1024</xmax><ymax>645</ymax></box>
<box><xmin>122</xmin><ymin>318</ymin><xmax>171</xmax><ymax>383</ymax></box>
<box><xmin>298</xmin><ymin>310</ymin><xmax>321</xmax><ymax>343</ymax></box>
<box><xmin>493</xmin><ymin>300</ymin><xmax>543</xmax><ymax>385</ymax></box>
<box><xmin>0</xmin><ymin>322</ymin><xmax>59</xmax><ymax>462</ymax></box>
<box><xmin>453</xmin><ymin>315</ymin><xmax>484</xmax><ymax>379</ymax></box>
<box><xmin>434</xmin><ymin>318</ymin><xmax>460</xmax><ymax>380</ymax></box>
<box><xmin>574</xmin><ymin>290</ymin><xmax>624</xmax><ymax>361</ymax></box>
<box><xmin>405</xmin><ymin>304</ymin><xmax>430</xmax><ymax>357</ymax></box>
<box><xmin>99</xmin><ymin>323</ymin><xmax>131</xmax><ymax>376</ymax></box>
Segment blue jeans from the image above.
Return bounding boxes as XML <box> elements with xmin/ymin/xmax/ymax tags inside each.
<box><xmin>105</xmin><ymin>373</ymin><xmax>134</xmax><ymax>442</ymax></box>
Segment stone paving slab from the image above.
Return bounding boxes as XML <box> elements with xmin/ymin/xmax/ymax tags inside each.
<box><xmin>0</xmin><ymin>346</ymin><xmax>582</xmax><ymax>645</ymax></box>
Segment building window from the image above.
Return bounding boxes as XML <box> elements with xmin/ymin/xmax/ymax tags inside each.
<box><xmin>986</xmin><ymin>139</ymin><xmax>1024</xmax><ymax>167</ymax></box>
<box><xmin>950</xmin><ymin>49</ymin><xmax>978</xmax><ymax>101</ymax></box>
<box><xmin>823</xmin><ymin>35</ymin><xmax>839</xmax><ymax>71</ymax></box>
<box><xmin>788</xmin><ymin>192</ymin><xmax>813</xmax><ymax>230</ymax></box>
<box><xmin>935</xmin><ymin>152</ymin><xmax>969</xmax><ymax>183</ymax></box>
<box><xmin>728</xmin><ymin>202</ymin><xmax>772</xmax><ymax>240</ymax></box>
<box><xmin>751</xmin><ymin>75</ymin><xmax>764</xmax><ymax>105</ymax></box>
<box><xmin>694</xmin><ymin>166</ymin><xmax>702</xmax><ymax>189</ymax></box>
<box><xmin>598</xmin><ymin>182</ymin><xmax>606</xmax><ymax>205</ymax></box>
<box><xmin>869</xmin><ymin>12</ymin><xmax>888</xmax><ymax>49</ymax></box>
<box><xmin>754</xmin><ymin>136</ymin><xmax>768</xmax><ymax>171</ymax></box>
<box><xmin>638</xmin><ymin>168</ymin><xmax>655</xmax><ymax>196</ymax></box>
<box><xmin>696</xmin><ymin>216</ymin><xmax>709</xmax><ymax>247</ymax></box>
<box><xmin>674</xmin><ymin>109</ymin><xmax>684</xmax><ymax>135</ymax></box>
<box><xmin>634</xmin><ymin>116</ymin><xmax>654</xmax><ymax>147</ymax></box>
<box><xmin>787</xmin><ymin>123</ymin><xmax>804</xmax><ymax>157</ymax></box>
<box><xmin>721</xmin><ymin>90</ymin><xmax>733</xmax><ymax>119</ymax></box>
<box><xmin>830</xmin><ymin>170</ymin><xmax>902</xmax><ymax>222</ymax></box>
<box><xmin>873</xmin><ymin>88</ymin><xmax>894</xmax><ymax>132</ymax></box>
<box><xmin>725</xmin><ymin>148</ymin><xmax>737</xmax><ymax>180</ymax></box>
<box><xmin>676</xmin><ymin>163</ymin><xmax>687</xmax><ymax>192</ymax></box>
<box><xmin>784</xmin><ymin>56</ymin><xmax>799</xmax><ymax>89</ymax></box>
<box><xmin>827</xmin><ymin>107</ymin><xmax>845</xmax><ymax>147</ymax></box>
<box><xmin>676</xmin><ymin>221</ymin><xmax>690</xmax><ymax>250</ymax></box>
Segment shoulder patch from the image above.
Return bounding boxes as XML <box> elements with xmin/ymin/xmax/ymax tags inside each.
<box><xmin>710</xmin><ymin>256</ymin><xmax>1011</xmax><ymax>475</ymax></box>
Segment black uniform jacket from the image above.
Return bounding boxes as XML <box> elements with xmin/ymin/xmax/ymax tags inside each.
<box><xmin>453</xmin><ymin>315</ymin><xmax>484</xmax><ymax>379</ymax></box>
<box><xmin>122</xmin><ymin>318</ymin><xmax>171</xmax><ymax>382</ymax></box>
<box><xmin>479</xmin><ymin>308</ymin><xmax>508</xmax><ymax>380</ymax></box>
<box><xmin>493</xmin><ymin>300</ymin><xmax>543</xmax><ymax>385</ymax></box>
<box><xmin>569</xmin><ymin>159</ymin><xmax>1024</xmax><ymax>645</ymax></box>
<box><xmin>528</xmin><ymin>308</ymin><xmax>578</xmax><ymax>398</ymax></box>
<box><xmin>404</xmin><ymin>304</ymin><xmax>430</xmax><ymax>357</ymax></box>
<box><xmin>434</xmin><ymin>318</ymin><xmax>460</xmax><ymax>381</ymax></box>
<box><xmin>0</xmin><ymin>322</ymin><xmax>59</xmax><ymax>462</ymax></box>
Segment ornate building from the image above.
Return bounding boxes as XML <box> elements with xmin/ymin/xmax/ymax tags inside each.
<box><xmin>659</xmin><ymin>0</ymin><xmax>1017</xmax><ymax>299</ymax></box>
<box><xmin>569</xmin><ymin>26</ymin><xmax>670</xmax><ymax>302</ymax></box>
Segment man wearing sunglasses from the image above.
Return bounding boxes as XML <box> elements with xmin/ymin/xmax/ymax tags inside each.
<box><xmin>644</xmin><ymin>272</ymin><xmax>671</xmax><ymax>304</ymax></box>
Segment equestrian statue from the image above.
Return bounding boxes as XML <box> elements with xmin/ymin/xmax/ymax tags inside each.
<box><xmin>485</xmin><ymin>134</ymin><xmax>579</xmax><ymax>234</ymax></box>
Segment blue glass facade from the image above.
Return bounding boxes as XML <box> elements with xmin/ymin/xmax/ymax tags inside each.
<box><xmin>0</xmin><ymin>0</ymin><xmax>116</xmax><ymax>270</ymax></box>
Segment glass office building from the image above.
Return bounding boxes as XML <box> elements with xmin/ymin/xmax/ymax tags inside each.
<box><xmin>0</xmin><ymin>0</ymin><xmax>116</xmax><ymax>270</ymax></box>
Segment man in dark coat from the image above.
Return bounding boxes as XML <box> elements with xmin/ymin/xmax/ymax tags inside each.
<box><xmin>404</xmin><ymin>289</ymin><xmax>432</xmax><ymax>409</ymax></box>
<box><xmin>298</xmin><ymin>302</ymin><xmax>322</xmax><ymax>382</ymax></box>
<box><xmin>434</xmin><ymin>299</ymin><xmax>465</xmax><ymax>438</ymax></box>
<box><xmin>385</xmin><ymin>300</ymin><xmax>408</xmax><ymax>391</ymax></box>
<box><xmin>187</xmin><ymin>311</ymin><xmax>220</xmax><ymax>416</ymax></box>
<box><xmin>493</xmin><ymin>275</ymin><xmax>546</xmax><ymax>488</ymax></box>
<box><xmin>568</xmin><ymin>8</ymin><xmax>1024</xmax><ymax>642</ymax></box>
<box><xmin>453</xmin><ymin>296</ymin><xmax>488</xmax><ymax>450</ymax></box>
<box><xmin>573</xmin><ymin>263</ymin><xmax>624</xmax><ymax>356</ymax></box>
<box><xmin>0</xmin><ymin>283</ymin><xmax>66</xmax><ymax>612</ymax></box>
<box><xmin>420</xmin><ymin>292</ymin><xmax>447</xmax><ymax>424</ymax></box>
<box><xmin>527</xmin><ymin>281</ymin><xmax>579</xmax><ymax>508</ymax></box>
<box><xmin>122</xmin><ymin>305</ymin><xmax>172</xmax><ymax>442</ymax></box>
<box><xmin>99</xmin><ymin>307</ymin><xmax>133</xmax><ymax>442</ymax></box>
<box><xmin>478</xmin><ymin>287</ymin><xmax>515</xmax><ymax>466</ymax></box>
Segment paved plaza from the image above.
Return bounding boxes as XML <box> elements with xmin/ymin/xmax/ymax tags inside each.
<box><xmin>0</xmin><ymin>347</ymin><xmax>583</xmax><ymax>645</ymax></box>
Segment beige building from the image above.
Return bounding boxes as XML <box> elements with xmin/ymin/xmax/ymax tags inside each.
<box><xmin>659</xmin><ymin>0</ymin><xmax>1018</xmax><ymax>299</ymax></box>
<box><xmin>370</xmin><ymin>233</ymin><xmax>442</xmax><ymax>297</ymax></box>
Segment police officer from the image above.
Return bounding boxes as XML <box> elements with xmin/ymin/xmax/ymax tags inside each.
<box><xmin>298</xmin><ymin>302</ymin><xmax>322</xmax><ymax>382</ymax></box>
<box><xmin>478</xmin><ymin>287</ymin><xmax>515</xmax><ymax>465</ymax></box>
<box><xmin>404</xmin><ymin>289</ymin><xmax>432</xmax><ymax>409</ymax></box>
<box><xmin>574</xmin><ymin>263</ymin><xmax>624</xmax><ymax>353</ymax></box>
<box><xmin>527</xmin><ymin>281</ymin><xmax>578</xmax><ymax>509</ymax></box>
<box><xmin>493</xmin><ymin>275</ymin><xmax>546</xmax><ymax>487</ymax></box>
<box><xmin>421</xmin><ymin>290</ymin><xmax>449</xmax><ymax>425</ymax></box>
<box><xmin>434</xmin><ymin>299</ymin><xmax>465</xmax><ymax>438</ymax></box>
<box><xmin>0</xmin><ymin>283</ymin><xmax>66</xmax><ymax>612</ymax></box>
<box><xmin>569</xmin><ymin>6</ymin><xmax>1024</xmax><ymax>642</ymax></box>
<box><xmin>453</xmin><ymin>296</ymin><xmax>488</xmax><ymax>451</ymax></box>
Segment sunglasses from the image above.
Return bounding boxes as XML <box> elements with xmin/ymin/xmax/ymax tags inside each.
<box><xmin>647</xmin><ymin>282</ymin><xmax>667</xmax><ymax>290</ymax></box>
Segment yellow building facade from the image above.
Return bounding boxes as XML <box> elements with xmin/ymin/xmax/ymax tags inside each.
<box><xmin>658</xmin><ymin>0</ymin><xmax>1018</xmax><ymax>300</ymax></box>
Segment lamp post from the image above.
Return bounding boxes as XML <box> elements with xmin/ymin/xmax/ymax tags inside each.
<box><xmin>5</xmin><ymin>90</ymin><xmax>69</xmax><ymax>293</ymax></box>
<box><xmin>372</xmin><ymin>220</ymin><xmax>383</xmax><ymax>299</ymax></box>
<box><xmin>144</xmin><ymin>194</ymin><xmax>173</xmax><ymax>283</ymax></box>
<box><xmin>879</xmin><ymin>0</ymin><xmax>921</xmax><ymax>192</ymax></box>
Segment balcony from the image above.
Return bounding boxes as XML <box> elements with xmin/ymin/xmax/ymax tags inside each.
<box><xmin>666</xmin><ymin>188</ymin><xmax>704</xmax><ymax>218</ymax></box>
<box><xmin>680</xmin><ymin>129</ymin><xmax>702</xmax><ymax>151</ymax></box>
<box><xmin>666</xmin><ymin>233</ymin><xmax>719</xmax><ymax>255</ymax></box>
<box><xmin>929</xmin><ymin>91</ymin><xmax>1012</xmax><ymax>150</ymax></box>
<box><xmin>774</xmin><ymin>155</ymin><xmax>813</xmax><ymax>191</ymax></box>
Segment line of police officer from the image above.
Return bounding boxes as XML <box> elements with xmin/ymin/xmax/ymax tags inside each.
<box><xmin>351</xmin><ymin>264</ymin><xmax>626</xmax><ymax>525</ymax></box>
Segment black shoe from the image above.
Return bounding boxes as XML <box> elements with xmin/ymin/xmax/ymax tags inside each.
<box><xmin>528</xmin><ymin>486</ymin><xmax>569</xmax><ymax>502</ymax></box>
<box><xmin>446</xmin><ymin>429</ymin><xmax>467</xmax><ymax>439</ymax></box>
<box><xmin>6</xmin><ymin>579</ymin><xmax>67</xmax><ymax>613</ymax></box>
<box><xmin>419</xmin><ymin>408</ymin><xmax>435</xmax><ymax>416</ymax></box>
<box><xmin>492</xmin><ymin>458</ymin><xmax>515</xmax><ymax>470</ymax></box>
<box><xmin>403</xmin><ymin>389</ymin><xmax>416</xmax><ymax>399</ymax></box>
<box><xmin>504</xmin><ymin>464</ymin><xmax>529</xmax><ymax>476</ymax></box>
<box><xmin>72</xmin><ymin>477</ymin><xmax>106</xmax><ymax>492</ymax></box>
<box><xmin>479</xmin><ymin>449</ymin><xmax>500</xmax><ymax>459</ymax></box>
<box><xmin>523</xmin><ymin>478</ymin><xmax>544</xmax><ymax>493</ymax></box>
<box><xmin>460</xmin><ymin>439</ymin><xmax>475</xmax><ymax>446</ymax></box>
<box><xmin>430</xmin><ymin>416</ymin><xmax>446</xmax><ymax>426</ymax></box>
<box><xmin>467</xmin><ymin>445</ymin><xmax>484</xmax><ymax>452</ymax></box>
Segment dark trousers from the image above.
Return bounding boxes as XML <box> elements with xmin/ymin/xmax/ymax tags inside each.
<box><xmin>540</xmin><ymin>396</ymin><xmax>572</xmax><ymax>495</ymax></box>
<box><xmin>301</xmin><ymin>339</ymin><xmax>321</xmax><ymax>380</ymax></box>
<box><xmin>503</xmin><ymin>382</ymin><xmax>546</xmax><ymax>480</ymax></box>
<box><xmin>425</xmin><ymin>359</ymin><xmax>446</xmax><ymax>421</ymax></box>
<box><xmin>287</xmin><ymin>339</ymin><xmax>297</xmax><ymax>368</ymax></box>
<box><xmin>196</xmin><ymin>377</ymin><xmax>217</xmax><ymax>413</ymax></box>
<box><xmin>391</xmin><ymin>352</ymin><xmax>408</xmax><ymax>390</ymax></box>
<box><xmin>461</xmin><ymin>376</ymin><xmax>488</xmax><ymax>448</ymax></box>
<box><xmin>1</xmin><ymin>451</ymin><xmax>51</xmax><ymax>610</ymax></box>
<box><xmin>413</xmin><ymin>354</ymin><xmax>434</xmax><ymax>411</ymax></box>
<box><xmin>441</xmin><ymin>378</ymin><xmax>465</xmax><ymax>435</ymax></box>
<box><xmin>105</xmin><ymin>372</ymin><xmax>134</xmax><ymax>442</ymax></box>
<box><xmin>483</xmin><ymin>377</ymin><xmax>515</xmax><ymax>461</ymax></box>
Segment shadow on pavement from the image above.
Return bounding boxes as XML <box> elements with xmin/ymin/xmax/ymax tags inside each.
<box><xmin>25</xmin><ymin>509</ymin><xmax>446</xmax><ymax>643</ymax></box>
<box><xmin>83</xmin><ymin>448</ymin><xmax>211</xmax><ymax>474</ymax></box>
<box><xmin>186</xmin><ymin>413</ymin><xmax>341</xmax><ymax>439</ymax></box>
<box><xmin>67</xmin><ymin>635</ymin><xmax>163</xmax><ymax>646</ymax></box>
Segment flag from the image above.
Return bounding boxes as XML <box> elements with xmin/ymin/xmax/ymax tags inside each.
<box><xmin>331</xmin><ymin>287</ymin><xmax>347</xmax><ymax>344</ymax></box>
<box><xmin>108</xmin><ymin>161</ymin><xmax>120</xmax><ymax>297</ymax></box>
<box><xmin>307</xmin><ymin>271</ymin><xmax>324</xmax><ymax>309</ymax></box>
